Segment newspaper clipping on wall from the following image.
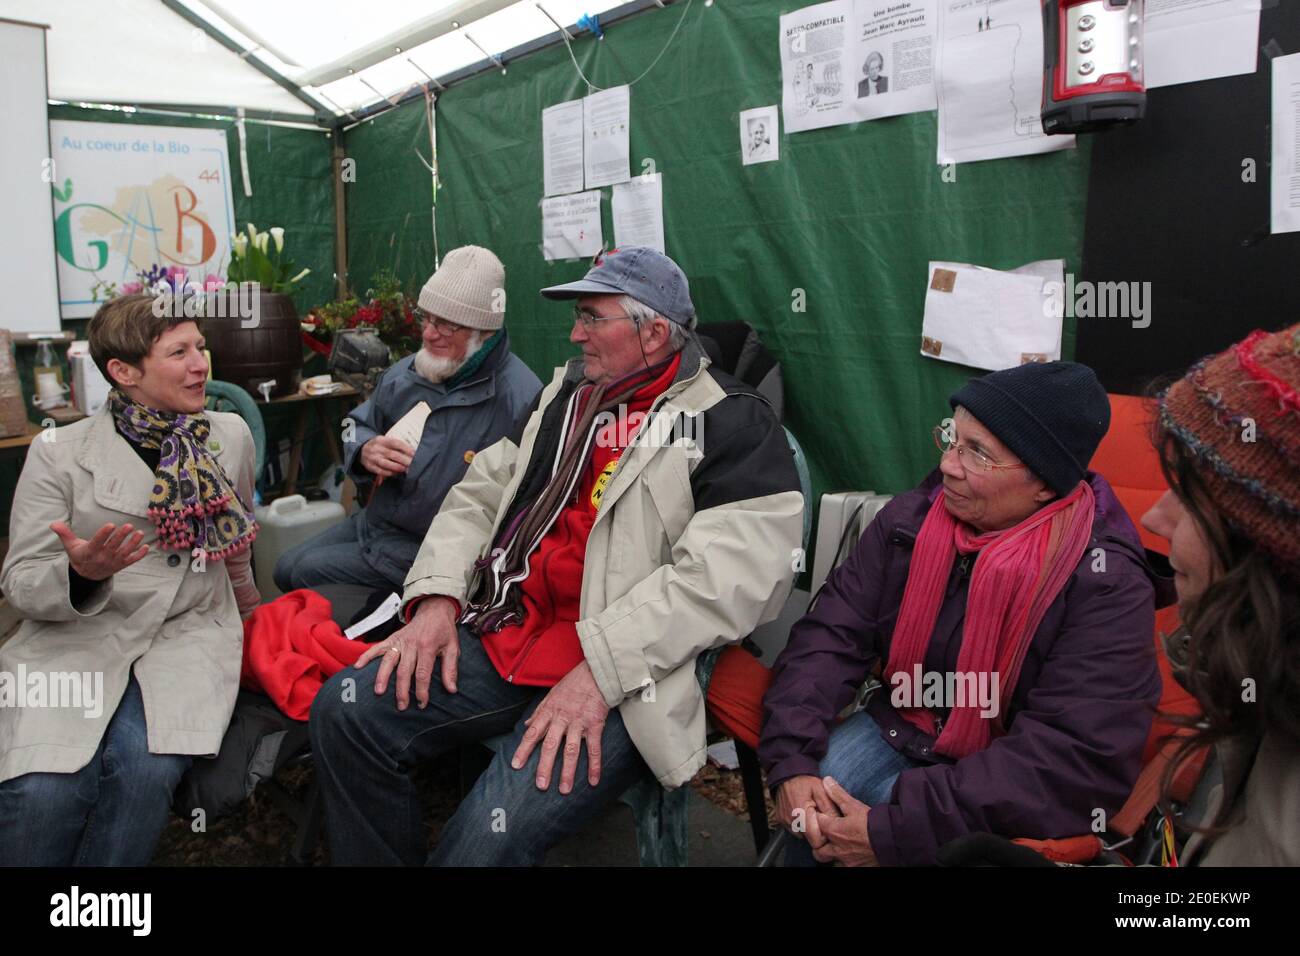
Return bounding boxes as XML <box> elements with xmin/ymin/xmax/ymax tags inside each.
<box><xmin>781</xmin><ymin>0</ymin><xmax>938</xmax><ymax>133</ymax></box>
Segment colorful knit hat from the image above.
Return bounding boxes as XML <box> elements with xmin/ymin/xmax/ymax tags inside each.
<box><xmin>1159</xmin><ymin>324</ymin><xmax>1300</xmax><ymax>569</ymax></box>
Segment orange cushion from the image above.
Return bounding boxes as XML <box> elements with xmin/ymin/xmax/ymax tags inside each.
<box><xmin>1088</xmin><ymin>393</ymin><xmax>1170</xmax><ymax>555</ymax></box>
<box><xmin>706</xmin><ymin>645</ymin><xmax>772</xmax><ymax>751</ymax></box>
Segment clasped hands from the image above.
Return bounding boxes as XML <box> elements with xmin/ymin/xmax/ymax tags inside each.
<box><xmin>777</xmin><ymin>774</ymin><xmax>880</xmax><ymax>866</ymax></box>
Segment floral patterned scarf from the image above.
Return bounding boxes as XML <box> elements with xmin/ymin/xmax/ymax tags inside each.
<box><xmin>108</xmin><ymin>389</ymin><xmax>258</xmax><ymax>559</ymax></box>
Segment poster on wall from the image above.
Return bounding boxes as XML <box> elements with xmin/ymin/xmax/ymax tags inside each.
<box><xmin>542</xmin><ymin>190</ymin><xmax>603</xmax><ymax>261</ymax></box>
<box><xmin>583</xmin><ymin>85</ymin><xmax>631</xmax><ymax>189</ymax></box>
<box><xmin>740</xmin><ymin>106</ymin><xmax>780</xmax><ymax>164</ymax></box>
<box><xmin>50</xmin><ymin>120</ymin><xmax>236</xmax><ymax>319</ymax></box>
<box><xmin>780</xmin><ymin>0</ymin><xmax>938</xmax><ymax>134</ymax></box>
<box><xmin>612</xmin><ymin>174</ymin><xmax>665</xmax><ymax>252</ymax></box>
<box><xmin>934</xmin><ymin>0</ymin><xmax>1074</xmax><ymax>164</ymax></box>
<box><xmin>542</xmin><ymin>98</ymin><xmax>585</xmax><ymax>197</ymax></box>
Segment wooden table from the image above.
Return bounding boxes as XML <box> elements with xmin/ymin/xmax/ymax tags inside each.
<box><xmin>0</xmin><ymin>406</ymin><xmax>86</xmax><ymax>452</ymax></box>
<box><xmin>258</xmin><ymin>384</ymin><xmax>360</xmax><ymax>495</ymax></box>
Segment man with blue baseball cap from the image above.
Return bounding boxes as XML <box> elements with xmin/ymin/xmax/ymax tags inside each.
<box><xmin>310</xmin><ymin>246</ymin><xmax>805</xmax><ymax>865</ymax></box>
<box><xmin>540</xmin><ymin>245</ymin><xmax>697</xmax><ymax>384</ymax></box>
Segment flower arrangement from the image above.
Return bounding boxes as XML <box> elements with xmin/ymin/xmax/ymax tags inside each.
<box><xmin>304</xmin><ymin>269</ymin><xmax>421</xmax><ymax>359</ymax></box>
<box><xmin>225</xmin><ymin>223</ymin><xmax>311</xmax><ymax>294</ymax></box>
<box><xmin>91</xmin><ymin>265</ymin><xmax>225</xmax><ymax>303</ymax></box>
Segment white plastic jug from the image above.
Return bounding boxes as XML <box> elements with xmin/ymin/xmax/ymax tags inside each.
<box><xmin>253</xmin><ymin>494</ymin><xmax>347</xmax><ymax>600</ymax></box>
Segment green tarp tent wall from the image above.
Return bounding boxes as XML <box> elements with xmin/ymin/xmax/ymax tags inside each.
<box><xmin>7</xmin><ymin>0</ymin><xmax>1090</xmax><ymax>533</ymax></box>
<box><xmin>344</xmin><ymin>0</ymin><xmax>1090</xmax><ymax>507</ymax></box>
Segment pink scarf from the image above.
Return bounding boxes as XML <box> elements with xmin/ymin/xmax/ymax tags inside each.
<box><xmin>884</xmin><ymin>481</ymin><xmax>1096</xmax><ymax>759</ymax></box>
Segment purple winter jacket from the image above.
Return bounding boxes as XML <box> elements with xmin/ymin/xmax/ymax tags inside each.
<box><xmin>758</xmin><ymin>469</ymin><xmax>1174</xmax><ymax>866</ymax></box>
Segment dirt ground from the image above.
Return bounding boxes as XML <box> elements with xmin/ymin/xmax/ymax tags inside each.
<box><xmin>153</xmin><ymin>751</ymin><xmax>777</xmax><ymax>866</ymax></box>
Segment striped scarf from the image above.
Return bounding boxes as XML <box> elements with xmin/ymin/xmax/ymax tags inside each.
<box><xmin>462</xmin><ymin>359</ymin><xmax>674</xmax><ymax>633</ymax></box>
<box><xmin>884</xmin><ymin>480</ymin><xmax>1095</xmax><ymax>759</ymax></box>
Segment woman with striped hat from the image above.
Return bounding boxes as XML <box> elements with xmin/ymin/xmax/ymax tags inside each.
<box><xmin>1141</xmin><ymin>323</ymin><xmax>1300</xmax><ymax>866</ymax></box>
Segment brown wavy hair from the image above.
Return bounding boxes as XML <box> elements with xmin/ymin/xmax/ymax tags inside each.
<box><xmin>1155</xmin><ymin>424</ymin><xmax>1300</xmax><ymax>821</ymax></box>
<box><xmin>87</xmin><ymin>293</ymin><xmax>202</xmax><ymax>388</ymax></box>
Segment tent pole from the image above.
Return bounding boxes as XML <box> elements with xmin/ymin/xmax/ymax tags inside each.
<box><xmin>331</xmin><ymin>135</ymin><xmax>350</xmax><ymax>299</ymax></box>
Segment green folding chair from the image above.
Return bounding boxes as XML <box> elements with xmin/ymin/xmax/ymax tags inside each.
<box><xmin>204</xmin><ymin>380</ymin><xmax>267</xmax><ymax>491</ymax></box>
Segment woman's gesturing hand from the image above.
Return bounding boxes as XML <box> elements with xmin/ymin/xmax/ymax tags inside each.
<box><xmin>50</xmin><ymin>521</ymin><xmax>149</xmax><ymax>582</ymax></box>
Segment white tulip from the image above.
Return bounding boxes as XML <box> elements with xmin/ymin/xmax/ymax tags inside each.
<box><xmin>289</xmin><ymin>268</ymin><xmax>311</xmax><ymax>283</ymax></box>
<box><xmin>256</xmin><ymin>232</ymin><xmax>269</xmax><ymax>253</ymax></box>
<box><xmin>231</xmin><ymin>234</ymin><xmax>248</xmax><ymax>257</ymax></box>
<box><xmin>270</xmin><ymin>226</ymin><xmax>285</xmax><ymax>253</ymax></box>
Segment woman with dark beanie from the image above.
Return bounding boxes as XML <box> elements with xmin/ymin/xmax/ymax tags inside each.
<box><xmin>760</xmin><ymin>360</ymin><xmax>1173</xmax><ymax>866</ymax></box>
<box><xmin>0</xmin><ymin>294</ymin><xmax>260</xmax><ymax>865</ymax></box>
<box><xmin>1141</xmin><ymin>323</ymin><xmax>1300</xmax><ymax>866</ymax></box>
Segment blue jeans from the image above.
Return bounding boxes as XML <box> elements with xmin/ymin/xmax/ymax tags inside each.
<box><xmin>273</xmin><ymin>512</ymin><xmax>401</xmax><ymax>593</ymax></box>
<box><xmin>0</xmin><ymin>675</ymin><xmax>192</xmax><ymax>866</ymax></box>
<box><xmin>309</xmin><ymin>626</ymin><xmax>651</xmax><ymax>866</ymax></box>
<box><xmin>784</xmin><ymin>709</ymin><xmax>921</xmax><ymax>866</ymax></box>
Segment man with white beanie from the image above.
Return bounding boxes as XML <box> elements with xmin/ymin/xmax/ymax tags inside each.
<box><xmin>274</xmin><ymin>246</ymin><xmax>542</xmax><ymax>593</ymax></box>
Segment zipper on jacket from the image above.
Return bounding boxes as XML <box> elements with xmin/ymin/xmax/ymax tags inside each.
<box><xmin>505</xmin><ymin>513</ymin><xmax>571</xmax><ymax>683</ymax></box>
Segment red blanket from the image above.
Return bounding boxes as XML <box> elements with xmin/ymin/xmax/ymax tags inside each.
<box><xmin>240</xmin><ymin>589</ymin><xmax>370</xmax><ymax>720</ymax></box>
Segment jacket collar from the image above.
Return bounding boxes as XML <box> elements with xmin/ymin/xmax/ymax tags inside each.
<box><xmin>575</xmin><ymin>335</ymin><xmax>713</xmax><ymax>523</ymax></box>
<box><xmin>560</xmin><ymin>331</ymin><xmax>713</xmax><ymax>403</ymax></box>
<box><xmin>76</xmin><ymin>407</ymin><xmax>163</xmax><ymax>516</ymax></box>
<box><xmin>75</xmin><ymin>405</ymin><xmax>235</xmax><ymax>517</ymax></box>
<box><xmin>402</xmin><ymin>329</ymin><xmax>512</xmax><ymax>397</ymax></box>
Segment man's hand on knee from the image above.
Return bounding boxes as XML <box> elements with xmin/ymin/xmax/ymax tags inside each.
<box><xmin>354</xmin><ymin>596</ymin><xmax>460</xmax><ymax>709</ymax></box>
<box><xmin>511</xmin><ymin>661</ymin><xmax>609</xmax><ymax>795</ymax></box>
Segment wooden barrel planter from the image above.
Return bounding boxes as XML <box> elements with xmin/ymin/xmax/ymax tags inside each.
<box><xmin>203</xmin><ymin>288</ymin><xmax>303</xmax><ymax>399</ymax></box>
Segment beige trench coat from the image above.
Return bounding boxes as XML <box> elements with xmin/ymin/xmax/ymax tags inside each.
<box><xmin>0</xmin><ymin>406</ymin><xmax>259</xmax><ymax>784</ymax></box>
<box><xmin>1184</xmin><ymin>732</ymin><xmax>1300</xmax><ymax>866</ymax></box>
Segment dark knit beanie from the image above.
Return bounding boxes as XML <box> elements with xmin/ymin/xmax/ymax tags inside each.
<box><xmin>949</xmin><ymin>361</ymin><xmax>1110</xmax><ymax>496</ymax></box>
<box><xmin>1160</xmin><ymin>324</ymin><xmax>1300</xmax><ymax>570</ymax></box>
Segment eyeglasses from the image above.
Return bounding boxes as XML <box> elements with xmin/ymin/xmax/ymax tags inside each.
<box><xmin>573</xmin><ymin>306</ymin><xmax>636</xmax><ymax>329</ymax></box>
<box><xmin>415</xmin><ymin>308</ymin><xmax>469</xmax><ymax>336</ymax></box>
<box><xmin>932</xmin><ymin>425</ymin><xmax>1027</xmax><ymax>474</ymax></box>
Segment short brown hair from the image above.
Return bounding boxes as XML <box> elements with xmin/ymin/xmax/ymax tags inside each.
<box><xmin>87</xmin><ymin>294</ymin><xmax>201</xmax><ymax>387</ymax></box>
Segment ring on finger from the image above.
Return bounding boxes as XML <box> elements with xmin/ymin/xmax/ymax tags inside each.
<box><xmin>386</xmin><ymin>642</ymin><xmax>402</xmax><ymax>655</ymax></box>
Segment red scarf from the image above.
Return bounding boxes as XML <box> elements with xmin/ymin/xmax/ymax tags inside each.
<box><xmin>884</xmin><ymin>481</ymin><xmax>1095</xmax><ymax>759</ymax></box>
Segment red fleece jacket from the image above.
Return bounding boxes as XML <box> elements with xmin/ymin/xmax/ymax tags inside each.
<box><xmin>240</xmin><ymin>589</ymin><xmax>370</xmax><ymax>720</ymax></box>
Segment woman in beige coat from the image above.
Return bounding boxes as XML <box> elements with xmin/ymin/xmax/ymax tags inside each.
<box><xmin>0</xmin><ymin>294</ymin><xmax>259</xmax><ymax>865</ymax></box>
<box><xmin>1140</xmin><ymin>321</ymin><xmax>1300</xmax><ymax>866</ymax></box>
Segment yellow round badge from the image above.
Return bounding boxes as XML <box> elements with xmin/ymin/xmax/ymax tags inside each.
<box><xmin>590</xmin><ymin>458</ymin><xmax>619</xmax><ymax>510</ymax></box>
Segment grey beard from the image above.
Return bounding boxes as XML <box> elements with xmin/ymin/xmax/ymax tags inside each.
<box><xmin>412</xmin><ymin>332</ymin><xmax>485</xmax><ymax>383</ymax></box>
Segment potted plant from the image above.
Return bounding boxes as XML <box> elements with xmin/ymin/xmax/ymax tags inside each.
<box><xmin>207</xmin><ymin>224</ymin><xmax>313</xmax><ymax>399</ymax></box>
<box><xmin>303</xmin><ymin>269</ymin><xmax>421</xmax><ymax>363</ymax></box>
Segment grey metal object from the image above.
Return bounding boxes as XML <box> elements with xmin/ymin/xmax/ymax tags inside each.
<box><xmin>296</xmin><ymin>0</ymin><xmax>520</xmax><ymax>88</ymax></box>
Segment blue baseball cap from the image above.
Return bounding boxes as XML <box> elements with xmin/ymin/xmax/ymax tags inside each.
<box><xmin>540</xmin><ymin>246</ymin><xmax>696</xmax><ymax>327</ymax></box>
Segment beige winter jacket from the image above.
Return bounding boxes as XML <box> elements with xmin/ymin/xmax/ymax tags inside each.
<box><xmin>0</xmin><ymin>407</ymin><xmax>259</xmax><ymax>783</ymax></box>
<box><xmin>402</xmin><ymin>342</ymin><xmax>804</xmax><ymax>787</ymax></box>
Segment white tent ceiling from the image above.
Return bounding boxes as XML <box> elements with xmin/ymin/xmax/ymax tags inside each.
<box><xmin>2</xmin><ymin>0</ymin><xmax>632</xmax><ymax>123</ymax></box>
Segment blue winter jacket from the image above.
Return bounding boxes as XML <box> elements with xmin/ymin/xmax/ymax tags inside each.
<box><xmin>341</xmin><ymin>333</ymin><xmax>541</xmax><ymax>587</ymax></box>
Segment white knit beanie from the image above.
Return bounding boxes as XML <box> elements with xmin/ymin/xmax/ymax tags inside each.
<box><xmin>417</xmin><ymin>245</ymin><xmax>506</xmax><ymax>330</ymax></box>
